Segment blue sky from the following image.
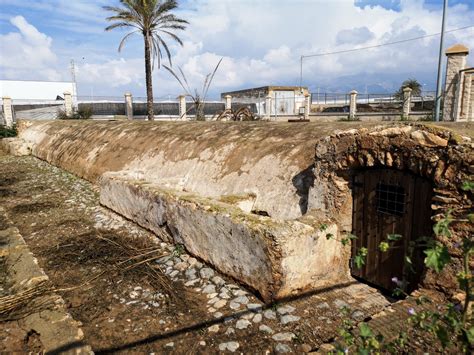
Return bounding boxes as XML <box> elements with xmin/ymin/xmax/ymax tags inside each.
<box><xmin>1</xmin><ymin>0</ymin><xmax>473</xmax><ymax>98</ymax></box>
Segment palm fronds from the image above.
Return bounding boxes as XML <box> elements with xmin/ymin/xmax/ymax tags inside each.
<box><xmin>164</xmin><ymin>58</ymin><xmax>224</xmax><ymax>120</ymax></box>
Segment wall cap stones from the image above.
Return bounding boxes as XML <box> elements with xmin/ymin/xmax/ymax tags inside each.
<box><xmin>445</xmin><ymin>44</ymin><xmax>469</xmax><ymax>55</ymax></box>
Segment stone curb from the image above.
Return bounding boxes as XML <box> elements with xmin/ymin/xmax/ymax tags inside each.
<box><xmin>0</xmin><ymin>207</ymin><xmax>93</xmax><ymax>354</ymax></box>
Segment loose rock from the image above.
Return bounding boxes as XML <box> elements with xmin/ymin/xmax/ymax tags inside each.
<box><xmin>208</xmin><ymin>324</ymin><xmax>219</xmax><ymax>333</ymax></box>
<box><xmin>235</xmin><ymin>319</ymin><xmax>251</xmax><ymax>330</ymax></box>
<box><xmin>247</xmin><ymin>303</ymin><xmax>262</xmax><ymax>311</ymax></box>
<box><xmin>225</xmin><ymin>327</ymin><xmax>235</xmax><ymax>335</ymax></box>
<box><xmin>277</xmin><ymin>305</ymin><xmax>295</xmax><ymax>314</ymax></box>
<box><xmin>334</xmin><ymin>299</ymin><xmax>349</xmax><ymax>309</ymax></box>
<box><xmin>229</xmin><ymin>302</ymin><xmax>240</xmax><ymax>310</ymax></box>
<box><xmin>275</xmin><ymin>343</ymin><xmax>292</xmax><ymax>353</ymax></box>
<box><xmin>214</xmin><ymin>299</ymin><xmax>227</xmax><ymax>309</ymax></box>
<box><xmin>202</xmin><ymin>284</ymin><xmax>216</xmax><ymax>294</ymax></box>
<box><xmin>218</xmin><ymin>342</ymin><xmax>239</xmax><ymax>352</ymax></box>
<box><xmin>280</xmin><ymin>314</ymin><xmax>301</xmax><ymax>325</ymax></box>
<box><xmin>259</xmin><ymin>324</ymin><xmax>273</xmax><ymax>334</ymax></box>
<box><xmin>272</xmin><ymin>332</ymin><xmax>296</xmax><ymax>342</ymax></box>
<box><xmin>200</xmin><ymin>267</ymin><xmax>214</xmax><ymax>279</ymax></box>
<box><xmin>212</xmin><ymin>276</ymin><xmax>225</xmax><ymax>286</ymax></box>
<box><xmin>232</xmin><ymin>296</ymin><xmax>249</xmax><ymax>305</ymax></box>
<box><xmin>174</xmin><ymin>262</ymin><xmax>188</xmax><ymax>271</ymax></box>
<box><xmin>263</xmin><ymin>310</ymin><xmax>277</xmax><ymax>319</ymax></box>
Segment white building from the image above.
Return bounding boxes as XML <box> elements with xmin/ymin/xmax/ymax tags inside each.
<box><xmin>0</xmin><ymin>79</ymin><xmax>76</xmax><ymax>100</ymax></box>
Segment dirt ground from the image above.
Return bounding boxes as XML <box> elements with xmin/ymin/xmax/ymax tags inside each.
<box><xmin>0</xmin><ymin>151</ymin><xmax>447</xmax><ymax>353</ymax></box>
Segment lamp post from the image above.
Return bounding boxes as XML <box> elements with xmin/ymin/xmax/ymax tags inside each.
<box><xmin>434</xmin><ymin>0</ymin><xmax>448</xmax><ymax>122</ymax></box>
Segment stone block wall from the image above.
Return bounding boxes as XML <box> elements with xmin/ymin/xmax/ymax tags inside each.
<box><xmin>443</xmin><ymin>44</ymin><xmax>471</xmax><ymax>121</ymax></box>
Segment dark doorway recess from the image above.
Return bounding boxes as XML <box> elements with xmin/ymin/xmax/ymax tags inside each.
<box><xmin>351</xmin><ymin>168</ymin><xmax>433</xmax><ymax>293</ymax></box>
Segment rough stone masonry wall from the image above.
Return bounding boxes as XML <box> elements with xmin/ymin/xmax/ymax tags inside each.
<box><xmin>443</xmin><ymin>53</ymin><xmax>467</xmax><ymax>121</ymax></box>
<box><xmin>311</xmin><ymin>124</ymin><xmax>474</xmax><ymax>295</ymax></box>
<box><xmin>469</xmin><ymin>74</ymin><xmax>474</xmax><ymax>119</ymax></box>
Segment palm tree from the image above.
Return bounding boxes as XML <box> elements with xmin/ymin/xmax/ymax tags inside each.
<box><xmin>104</xmin><ymin>0</ymin><xmax>188</xmax><ymax>120</ymax></box>
<box><xmin>394</xmin><ymin>78</ymin><xmax>422</xmax><ymax>101</ymax></box>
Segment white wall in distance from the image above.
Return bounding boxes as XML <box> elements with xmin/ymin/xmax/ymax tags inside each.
<box><xmin>0</xmin><ymin>80</ymin><xmax>77</xmax><ymax>100</ymax></box>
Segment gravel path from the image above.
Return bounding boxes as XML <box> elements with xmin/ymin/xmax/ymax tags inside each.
<box><xmin>0</xmin><ymin>152</ymin><xmax>392</xmax><ymax>353</ymax></box>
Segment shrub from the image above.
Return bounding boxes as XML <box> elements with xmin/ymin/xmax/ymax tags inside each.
<box><xmin>57</xmin><ymin>106</ymin><xmax>93</xmax><ymax>120</ymax></box>
<box><xmin>0</xmin><ymin>125</ymin><xmax>17</xmax><ymax>138</ymax></box>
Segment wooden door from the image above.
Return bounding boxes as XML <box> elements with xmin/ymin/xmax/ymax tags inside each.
<box><xmin>351</xmin><ymin>169</ymin><xmax>432</xmax><ymax>292</ymax></box>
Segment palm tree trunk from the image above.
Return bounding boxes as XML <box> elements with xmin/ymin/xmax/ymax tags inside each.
<box><xmin>144</xmin><ymin>33</ymin><xmax>154</xmax><ymax>121</ymax></box>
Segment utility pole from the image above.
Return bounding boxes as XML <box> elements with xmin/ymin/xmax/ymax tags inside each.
<box><xmin>70</xmin><ymin>59</ymin><xmax>77</xmax><ymax>98</ymax></box>
<box><xmin>434</xmin><ymin>0</ymin><xmax>447</xmax><ymax>122</ymax></box>
<box><xmin>299</xmin><ymin>56</ymin><xmax>304</xmax><ymax>92</ymax></box>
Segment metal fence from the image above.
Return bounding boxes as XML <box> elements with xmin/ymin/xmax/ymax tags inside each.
<box><xmin>229</xmin><ymin>95</ymin><xmax>303</xmax><ymax>117</ymax></box>
<box><xmin>311</xmin><ymin>91</ymin><xmax>437</xmax><ymax>112</ymax></box>
<box><xmin>10</xmin><ymin>99</ymin><xmax>65</xmax><ymax>121</ymax></box>
<box><xmin>76</xmin><ymin>96</ymin><xmax>257</xmax><ymax>118</ymax></box>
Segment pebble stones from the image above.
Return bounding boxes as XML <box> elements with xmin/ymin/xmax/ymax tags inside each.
<box><xmin>185</xmin><ymin>268</ymin><xmax>196</xmax><ymax>280</ymax></box>
<box><xmin>247</xmin><ymin>303</ymin><xmax>262</xmax><ymax>311</ymax></box>
<box><xmin>208</xmin><ymin>324</ymin><xmax>219</xmax><ymax>333</ymax></box>
<box><xmin>235</xmin><ymin>319</ymin><xmax>251</xmax><ymax>330</ymax></box>
<box><xmin>280</xmin><ymin>314</ymin><xmax>301</xmax><ymax>325</ymax></box>
<box><xmin>232</xmin><ymin>296</ymin><xmax>249</xmax><ymax>305</ymax></box>
<box><xmin>275</xmin><ymin>343</ymin><xmax>292</xmax><ymax>353</ymax></box>
<box><xmin>259</xmin><ymin>324</ymin><xmax>273</xmax><ymax>334</ymax></box>
<box><xmin>202</xmin><ymin>284</ymin><xmax>216</xmax><ymax>294</ymax></box>
<box><xmin>174</xmin><ymin>262</ymin><xmax>188</xmax><ymax>271</ymax></box>
<box><xmin>218</xmin><ymin>342</ymin><xmax>239</xmax><ymax>352</ymax></box>
<box><xmin>214</xmin><ymin>299</ymin><xmax>227</xmax><ymax>309</ymax></box>
<box><xmin>212</xmin><ymin>276</ymin><xmax>225</xmax><ymax>286</ymax></box>
<box><xmin>277</xmin><ymin>305</ymin><xmax>295</xmax><ymax>315</ymax></box>
<box><xmin>263</xmin><ymin>310</ymin><xmax>277</xmax><ymax>319</ymax></box>
<box><xmin>272</xmin><ymin>332</ymin><xmax>296</xmax><ymax>342</ymax></box>
<box><xmin>199</xmin><ymin>267</ymin><xmax>214</xmax><ymax>279</ymax></box>
<box><xmin>334</xmin><ymin>299</ymin><xmax>349</xmax><ymax>309</ymax></box>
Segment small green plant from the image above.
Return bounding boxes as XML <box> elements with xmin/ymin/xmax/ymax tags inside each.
<box><xmin>172</xmin><ymin>244</ymin><xmax>185</xmax><ymax>257</ymax></box>
<box><xmin>57</xmin><ymin>106</ymin><xmax>92</xmax><ymax>120</ymax></box>
<box><xmin>330</xmin><ymin>181</ymin><xmax>473</xmax><ymax>353</ymax></box>
<box><xmin>0</xmin><ymin>125</ymin><xmax>17</xmax><ymax>138</ymax></box>
<box><xmin>333</xmin><ymin>307</ymin><xmax>408</xmax><ymax>354</ymax></box>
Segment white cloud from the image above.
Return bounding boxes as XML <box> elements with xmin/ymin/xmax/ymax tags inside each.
<box><xmin>0</xmin><ymin>16</ymin><xmax>60</xmax><ymax>80</ymax></box>
<box><xmin>336</xmin><ymin>27</ymin><xmax>375</xmax><ymax>45</ymax></box>
<box><xmin>1</xmin><ymin>1</ymin><xmax>473</xmax><ymax>96</ymax></box>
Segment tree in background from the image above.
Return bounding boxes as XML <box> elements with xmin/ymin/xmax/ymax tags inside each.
<box><xmin>164</xmin><ymin>58</ymin><xmax>223</xmax><ymax>121</ymax></box>
<box><xmin>104</xmin><ymin>0</ymin><xmax>188</xmax><ymax>121</ymax></box>
<box><xmin>395</xmin><ymin>78</ymin><xmax>422</xmax><ymax>100</ymax></box>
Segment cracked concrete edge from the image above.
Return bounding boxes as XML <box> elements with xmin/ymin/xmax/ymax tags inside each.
<box><xmin>0</xmin><ymin>206</ymin><xmax>93</xmax><ymax>354</ymax></box>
